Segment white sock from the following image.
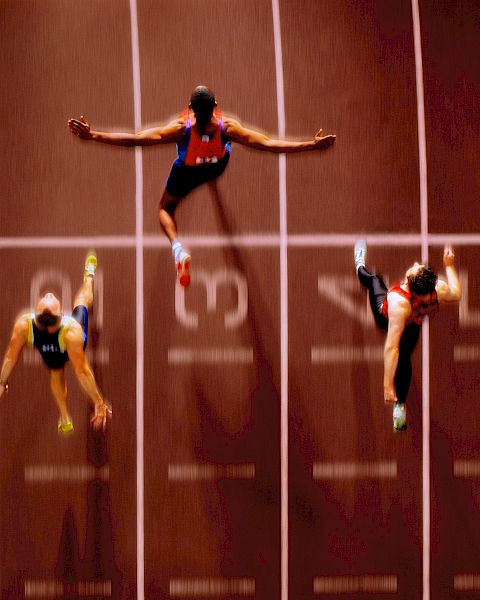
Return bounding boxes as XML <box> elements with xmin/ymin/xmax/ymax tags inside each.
<box><xmin>171</xmin><ymin>240</ymin><xmax>183</xmax><ymax>262</ymax></box>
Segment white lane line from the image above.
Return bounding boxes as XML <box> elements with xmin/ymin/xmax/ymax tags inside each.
<box><xmin>412</xmin><ymin>2</ymin><xmax>430</xmax><ymax>599</ymax></box>
<box><xmin>169</xmin><ymin>578</ymin><xmax>255</xmax><ymax>597</ymax></box>
<box><xmin>313</xmin><ymin>575</ymin><xmax>397</xmax><ymax>594</ymax></box>
<box><xmin>167</xmin><ymin>347</ymin><xmax>253</xmax><ymax>364</ymax></box>
<box><xmin>313</xmin><ymin>460</ymin><xmax>397</xmax><ymax>480</ymax></box>
<box><xmin>24</xmin><ymin>579</ymin><xmax>112</xmax><ymax>598</ymax></box>
<box><xmin>311</xmin><ymin>345</ymin><xmax>383</xmax><ymax>363</ymax></box>
<box><xmin>1</xmin><ymin>232</ymin><xmax>480</xmax><ymax>249</ymax></box>
<box><xmin>454</xmin><ymin>574</ymin><xmax>480</xmax><ymax>591</ymax></box>
<box><xmin>168</xmin><ymin>463</ymin><xmax>255</xmax><ymax>481</ymax></box>
<box><xmin>25</xmin><ymin>464</ymin><xmax>109</xmax><ymax>483</ymax></box>
<box><xmin>271</xmin><ymin>3</ymin><xmax>288</xmax><ymax>600</ymax></box>
<box><xmin>129</xmin><ymin>1</ymin><xmax>144</xmax><ymax>599</ymax></box>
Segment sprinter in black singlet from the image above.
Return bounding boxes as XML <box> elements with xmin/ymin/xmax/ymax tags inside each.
<box><xmin>0</xmin><ymin>252</ymin><xmax>111</xmax><ymax>434</ymax></box>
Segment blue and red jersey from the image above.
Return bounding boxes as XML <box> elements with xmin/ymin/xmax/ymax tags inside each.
<box><xmin>176</xmin><ymin>109</ymin><xmax>231</xmax><ymax>166</ymax></box>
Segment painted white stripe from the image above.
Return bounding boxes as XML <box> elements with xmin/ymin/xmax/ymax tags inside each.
<box><xmin>311</xmin><ymin>345</ymin><xmax>383</xmax><ymax>363</ymax></box>
<box><xmin>128</xmin><ymin>1</ymin><xmax>144</xmax><ymax>599</ymax></box>
<box><xmin>169</xmin><ymin>578</ymin><xmax>255</xmax><ymax>597</ymax></box>
<box><xmin>454</xmin><ymin>574</ymin><xmax>480</xmax><ymax>591</ymax></box>
<box><xmin>167</xmin><ymin>346</ymin><xmax>253</xmax><ymax>364</ymax></box>
<box><xmin>168</xmin><ymin>463</ymin><xmax>255</xmax><ymax>481</ymax></box>
<box><xmin>271</xmin><ymin>3</ymin><xmax>288</xmax><ymax>600</ymax></box>
<box><xmin>453</xmin><ymin>460</ymin><xmax>480</xmax><ymax>478</ymax></box>
<box><xmin>24</xmin><ymin>579</ymin><xmax>112</xmax><ymax>598</ymax></box>
<box><xmin>454</xmin><ymin>345</ymin><xmax>480</xmax><ymax>362</ymax></box>
<box><xmin>412</xmin><ymin>3</ymin><xmax>430</xmax><ymax>599</ymax></box>
<box><xmin>25</xmin><ymin>464</ymin><xmax>109</xmax><ymax>482</ymax></box>
<box><xmin>313</xmin><ymin>575</ymin><xmax>397</xmax><ymax>594</ymax></box>
<box><xmin>0</xmin><ymin>236</ymin><xmax>137</xmax><ymax>248</ymax></box>
<box><xmin>1</xmin><ymin>232</ymin><xmax>480</xmax><ymax>249</ymax></box>
<box><xmin>313</xmin><ymin>460</ymin><xmax>397</xmax><ymax>480</ymax></box>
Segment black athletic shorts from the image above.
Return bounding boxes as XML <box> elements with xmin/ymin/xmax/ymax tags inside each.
<box><xmin>165</xmin><ymin>151</ymin><xmax>230</xmax><ymax>198</ymax></box>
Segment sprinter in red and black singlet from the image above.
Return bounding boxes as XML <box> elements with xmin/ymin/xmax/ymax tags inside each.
<box><xmin>69</xmin><ymin>85</ymin><xmax>336</xmax><ymax>287</ymax></box>
<box><xmin>354</xmin><ymin>241</ymin><xmax>461</xmax><ymax>430</ymax></box>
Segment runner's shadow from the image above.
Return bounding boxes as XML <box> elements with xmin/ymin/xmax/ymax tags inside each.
<box><xmin>205</xmin><ymin>181</ymin><xmax>281</xmax><ymax>597</ymax></box>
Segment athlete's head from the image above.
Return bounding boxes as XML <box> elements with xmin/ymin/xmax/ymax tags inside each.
<box><xmin>35</xmin><ymin>292</ymin><xmax>62</xmax><ymax>328</ymax></box>
<box><xmin>189</xmin><ymin>85</ymin><xmax>216</xmax><ymax>124</ymax></box>
<box><xmin>406</xmin><ymin>263</ymin><xmax>437</xmax><ymax>296</ymax></box>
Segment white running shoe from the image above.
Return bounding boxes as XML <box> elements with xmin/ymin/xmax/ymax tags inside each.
<box><xmin>393</xmin><ymin>402</ymin><xmax>407</xmax><ymax>431</ymax></box>
<box><xmin>176</xmin><ymin>251</ymin><xmax>191</xmax><ymax>287</ymax></box>
<box><xmin>354</xmin><ymin>240</ymin><xmax>367</xmax><ymax>273</ymax></box>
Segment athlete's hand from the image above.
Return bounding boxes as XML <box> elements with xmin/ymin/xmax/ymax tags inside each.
<box><xmin>313</xmin><ymin>129</ymin><xmax>336</xmax><ymax>150</ymax></box>
<box><xmin>90</xmin><ymin>400</ymin><xmax>112</xmax><ymax>433</ymax></box>
<box><xmin>443</xmin><ymin>245</ymin><xmax>455</xmax><ymax>267</ymax></box>
<box><xmin>68</xmin><ymin>116</ymin><xmax>93</xmax><ymax>140</ymax></box>
<box><xmin>384</xmin><ymin>386</ymin><xmax>397</xmax><ymax>404</ymax></box>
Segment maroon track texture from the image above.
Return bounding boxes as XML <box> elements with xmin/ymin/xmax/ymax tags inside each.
<box><xmin>1</xmin><ymin>1</ymin><xmax>480</xmax><ymax>599</ymax></box>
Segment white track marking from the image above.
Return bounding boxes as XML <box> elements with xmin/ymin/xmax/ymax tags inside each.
<box><xmin>313</xmin><ymin>461</ymin><xmax>397</xmax><ymax>479</ymax></box>
<box><xmin>24</xmin><ymin>579</ymin><xmax>111</xmax><ymax>598</ymax></box>
<box><xmin>271</xmin><ymin>2</ymin><xmax>288</xmax><ymax>600</ymax></box>
<box><xmin>412</xmin><ymin>2</ymin><xmax>430</xmax><ymax>599</ymax></box>
<box><xmin>167</xmin><ymin>347</ymin><xmax>253</xmax><ymax>364</ymax></box>
<box><xmin>453</xmin><ymin>460</ymin><xmax>480</xmax><ymax>477</ymax></box>
<box><xmin>169</xmin><ymin>578</ymin><xmax>255</xmax><ymax>597</ymax></box>
<box><xmin>1</xmin><ymin>232</ymin><xmax>480</xmax><ymax>249</ymax></box>
<box><xmin>313</xmin><ymin>575</ymin><xmax>397</xmax><ymax>594</ymax></box>
<box><xmin>129</xmin><ymin>0</ymin><xmax>144</xmax><ymax>598</ymax></box>
<box><xmin>25</xmin><ymin>464</ymin><xmax>109</xmax><ymax>482</ymax></box>
<box><xmin>311</xmin><ymin>345</ymin><xmax>384</xmax><ymax>363</ymax></box>
<box><xmin>168</xmin><ymin>463</ymin><xmax>255</xmax><ymax>481</ymax></box>
<box><xmin>454</xmin><ymin>574</ymin><xmax>480</xmax><ymax>591</ymax></box>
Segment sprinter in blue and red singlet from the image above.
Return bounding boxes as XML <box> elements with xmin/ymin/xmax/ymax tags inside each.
<box><xmin>69</xmin><ymin>86</ymin><xmax>335</xmax><ymax>286</ymax></box>
<box><xmin>353</xmin><ymin>242</ymin><xmax>461</xmax><ymax>431</ymax></box>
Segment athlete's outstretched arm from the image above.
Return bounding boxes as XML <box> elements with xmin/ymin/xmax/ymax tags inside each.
<box><xmin>0</xmin><ymin>316</ymin><xmax>28</xmax><ymax>399</ymax></box>
<box><xmin>436</xmin><ymin>246</ymin><xmax>462</xmax><ymax>303</ymax></box>
<box><xmin>383</xmin><ymin>300</ymin><xmax>408</xmax><ymax>404</ymax></box>
<box><xmin>224</xmin><ymin>117</ymin><xmax>336</xmax><ymax>153</ymax></box>
<box><xmin>68</xmin><ymin>115</ymin><xmax>184</xmax><ymax>147</ymax></box>
<box><xmin>64</xmin><ymin>325</ymin><xmax>111</xmax><ymax>431</ymax></box>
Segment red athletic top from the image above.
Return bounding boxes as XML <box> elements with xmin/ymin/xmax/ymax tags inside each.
<box><xmin>382</xmin><ymin>283</ymin><xmax>438</xmax><ymax>325</ymax></box>
<box><xmin>179</xmin><ymin>109</ymin><xmax>229</xmax><ymax>166</ymax></box>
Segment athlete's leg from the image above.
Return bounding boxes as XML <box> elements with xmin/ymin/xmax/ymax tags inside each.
<box><xmin>357</xmin><ymin>266</ymin><xmax>389</xmax><ymax>330</ymax></box>
<box><xmin>50</xmin><ymin>368</ymin><xmax>73</xmax><ymax>432</ymax></box>
<box><xmin>159</xmin><ymin>189</ymin><xmax>191</xmax><ymax>286</ymax></box>
<box><xmin>159</xmin><ymin>189</ymin><xmax>182</xmax><ymax>243</ymax></box>
<box><xmin>74</xmin><ymin>251</ymin><xmax>96</xmax><ymax>310</ymax></box>
<box><xmin>394</xmin><ymin>323</ymin><xmax>421</xmax><ymax>404</ymax></box>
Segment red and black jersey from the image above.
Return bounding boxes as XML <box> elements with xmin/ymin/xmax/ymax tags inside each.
<box><xmin>381</xmin><ymin>283</ymin><xmax>438</xmax><ymax>325</ymax></box>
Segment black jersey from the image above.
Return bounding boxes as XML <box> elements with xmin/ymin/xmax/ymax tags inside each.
<box><xmin>27</xmin><ymin>313</ymin><xmax>78</xmax><ymax>370</ymax></box>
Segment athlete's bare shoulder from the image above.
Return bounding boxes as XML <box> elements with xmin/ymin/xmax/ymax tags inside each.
<box><xmin>387</xmin><ymin>290</ymin><xmax>411</xmax><ymax>319</ymax></box>
<box><xmin>12</xmin><ymin>314</ymin><xmax>30</xmax><ymax>341</ymax></box>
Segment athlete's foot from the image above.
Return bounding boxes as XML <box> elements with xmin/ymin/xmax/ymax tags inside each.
<box><xmin>58</xmin><ymin>416</ymin><xmax>74</xmax><ymax>436</ymax></box>
<box><xmin>354</xmin><ymin>240</ymin><xmax>367</xmax><ymax>273</ymax></box>
<box><xmin>176</xmin><ymin>251</ymin><xmax>191</xmax><ymax>287</ymax></box>
<box><xmin>84</xmin><ymin>250</ymin><xmax>97</xmax><ymax>282</ymax></box>
<box><xmin>393</xmin><ymin>402</ymin><xmax>407</xmax><ymax>432</ymax></box>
